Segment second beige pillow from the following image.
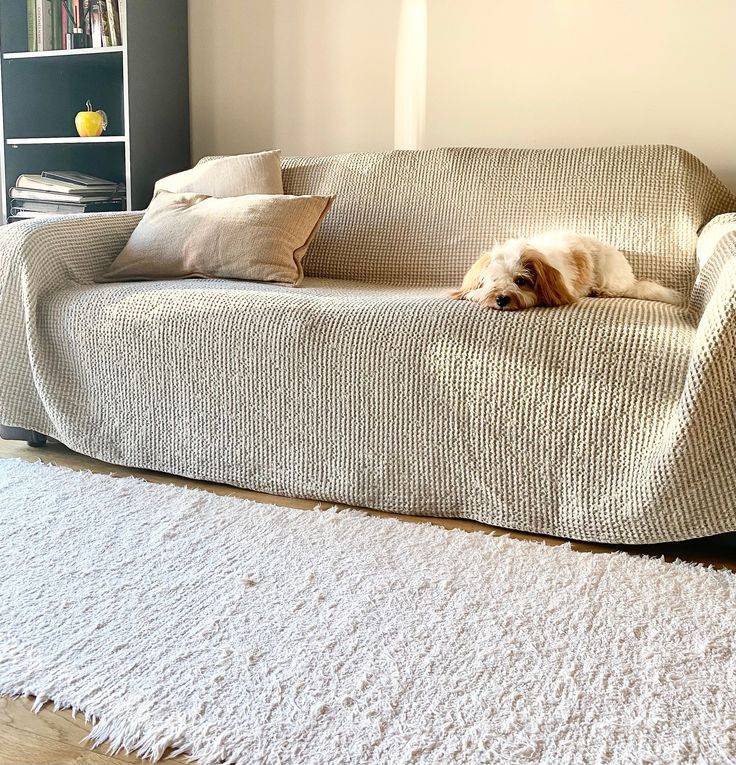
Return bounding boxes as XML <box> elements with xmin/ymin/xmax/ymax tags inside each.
<box><xmin>154</xmin><ymin>150</ymin><xmax>284</xmax><ymax>197</ymax></box>
<box><xmin>100</xmin><ymin>191</ymin><xmax>334</xmax><ymax>285</ymax></box>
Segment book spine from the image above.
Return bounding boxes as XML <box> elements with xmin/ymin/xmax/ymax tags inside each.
<box><xmin>51</xmin><ymin>0</ymin><xmax>62</xmax><ymax>50</ymax></box>
<box><xmin>99</xmin><ymin>0</ymin><xmax>112</xmax><ymax>46</ymax></box>
<box><xmin>117</xmin><ymin>0</ymin><xmax>125</xmax><ymax>41</ymax></box>
<box><xmin>72</xmin><ymin>0</ymin><xmax>81</xmax><ymax>29</ymax></box>
<box><xmin>106</xmin><ymin>0</ymin><xmax>121</xmax><ymax>46</ymax></box>
<box><xmin>27</xmin><ymin>0</ymin><xmax>37</xmax><ymax>52</ymax></box>
<box><xmin>61</xmin><ymin>0</ymin><xmax>69</xmax><ymax>48</ymax></box>
<box><xmin>81</xmin><ymin>0</ymin><xmax>91</xmax><ymax>36</ymax></box>
<box><xmin>89</xmin><ymin>0</ymin><xmax>102</xmax><ymax>47</ymax></box>
<box><xmin>38</xmin><ymin>0</ymin><xmax>53</xmax><ymax>50</ymax></box>
<box><xmin>46</xmin><ymin>0</ymin><xmax>53</xmax><ymax>49</ymax></box>
<box><xmin>35</xmin><ymin>0</ymin><xmax>43</xmax><ymax>50</ymax></box>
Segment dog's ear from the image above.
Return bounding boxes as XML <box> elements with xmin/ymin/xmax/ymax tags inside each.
<box><xmin>521</xmin><ymin>248</ymin><xmax>575</xmax><ymax>307</ymax></box>
<box><xmin>449</xmin><ymin>253</ymin><xmax>490</xmax><ymax>300</ymax></box>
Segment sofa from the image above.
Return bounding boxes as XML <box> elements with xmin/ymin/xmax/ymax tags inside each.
<box><xmin>1</xmin><ymin>145</ymin><xmax>734</xmax><ymax>545</ymax></box>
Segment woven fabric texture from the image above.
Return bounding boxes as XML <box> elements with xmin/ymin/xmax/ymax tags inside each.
<box><xmin>202</xmin><ymin>145</ymin><xmax>734</xmax><ymax>294</ymax></box>
<box><xmin>156</xmin><ymin>150</ymin><xmax>283</xmax><ymax>197</ymax></box>
<box><xmin>0</xmin><ymin>147</ymin><xmax>735</xmax><ymax>543</ymax></box>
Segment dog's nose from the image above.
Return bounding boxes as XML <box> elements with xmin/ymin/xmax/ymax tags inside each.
<box><xmin>496</xmin><ymin>295</ymin><xmax>510</xmax><ymax>308</ymax></box>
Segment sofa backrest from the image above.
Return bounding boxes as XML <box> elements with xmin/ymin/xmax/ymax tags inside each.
<box><xmin>276</xmin><ymin>145</ymin><xmax>735</xmax><ymax>292</ymax></box>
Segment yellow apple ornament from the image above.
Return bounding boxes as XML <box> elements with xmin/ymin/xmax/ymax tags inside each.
<box><xmin>75</xmin><ymin>100</ymin><xmax>108</xmax><ymax>137</ymax></box>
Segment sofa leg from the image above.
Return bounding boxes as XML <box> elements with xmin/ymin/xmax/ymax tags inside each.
<box><xmin>26</xmin><ymin>432</ymin><xmax>47</xmax><ymax>448</ymax></box>
<box><xmin>0</xmin><ymin>424</ymin><xmax>47</xmax><ymax>448</ymax></box>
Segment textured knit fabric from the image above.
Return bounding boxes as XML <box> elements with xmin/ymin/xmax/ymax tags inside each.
<box><xmin>202</xmin><ymin>145</ymin><xmax>735</xmax><ymax>295</ymax></box>
<box><xmin>0</xmin><ymin>147</ymin><xmax>735</xmax><ymax>544</ymax></box>
<box><xmin>155</xmin><ymin>150</ymin><xmax>284</xmax><ymax>197</ymax></box>
<box><xmin>100</xmin><ymin>192</ymin><xmax>334</xmax><ymax>285</ymax></box>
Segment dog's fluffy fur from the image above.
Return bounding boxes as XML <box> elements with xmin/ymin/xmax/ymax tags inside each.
<box><xmin>450</xmin><ymin>231</ymin><xmax>681</xmax><ymax>310</ymax></box>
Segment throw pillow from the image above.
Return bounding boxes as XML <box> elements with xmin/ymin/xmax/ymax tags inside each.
<box><xmin>154</xmin><ymin>150</ymin><xmax>284</xmax><ymax>197</ymax></box>
<box><xmin>100</xmin><ymin>191</ymin><xmax>334</xmax><ymax>286</ymax></box>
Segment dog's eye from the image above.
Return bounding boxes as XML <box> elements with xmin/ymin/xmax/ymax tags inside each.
<box><xmin>514</xmin><ymin>276</ymin><xmax>528</xmax><ymax>287</ymax></box>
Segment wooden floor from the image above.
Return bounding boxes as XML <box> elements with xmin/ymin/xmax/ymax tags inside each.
<box><xmin>1</xmin><ymin>439</ymin><xmax>734</xmax><ymax>764</ymax></box>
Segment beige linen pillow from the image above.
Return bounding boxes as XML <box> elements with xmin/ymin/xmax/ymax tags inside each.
<box><xmin>100</xmin><ymin>191</ymin><xmax>334</xmax><ymax>285</ymax></box>
<box><xmin>154</xmin><ymin>150</ymin><xmax>284</xmax><ymax>197</ymax></box>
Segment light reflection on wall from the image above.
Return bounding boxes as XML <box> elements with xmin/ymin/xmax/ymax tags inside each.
<box><xmin>394</xmin><ymin>0</ymin><xmax>427</xmax><ymax>150</ymax></box>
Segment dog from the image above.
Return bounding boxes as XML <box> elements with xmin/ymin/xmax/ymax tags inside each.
<box><xmin>450</xmin><ymin>231</ymin><xmax>681</xmax><ymax>310</ymax></box>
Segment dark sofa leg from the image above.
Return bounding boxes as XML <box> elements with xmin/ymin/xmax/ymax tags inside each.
<box><xmin>0</xmin><ymin>425</ymin><xmax>47</xmax><ymax>448</ymax></box>
<box><xmin>26</xmin><ymin>431</ymin><xmax>47</xmax><ymax>448</ymax></box>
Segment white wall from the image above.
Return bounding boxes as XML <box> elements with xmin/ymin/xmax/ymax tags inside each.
<box><xmin>188</xmin><ymin>1</ymin><xmax>276</xmax><ymax>158</ymax></box>
<box><xmin>189</xmin><ymin>0</ymin><xmax>736</xmax><ymax>190</ymax></box>
<box><xmin>189</xmin><ymin>0</ymin><xmax>398</xmax><ymax>159</ymax></box>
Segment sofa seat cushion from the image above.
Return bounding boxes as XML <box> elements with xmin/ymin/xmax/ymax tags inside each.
<box><xmin>34</xmin><ymin>278</ymin><xmax>696</xmax><ymax>543</ymax></box>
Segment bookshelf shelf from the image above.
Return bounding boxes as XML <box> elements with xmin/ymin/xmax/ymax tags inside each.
<box><xmin>3</xmin><ymin>46</ymin><xmax>124</xmax><ymax>60</ymax></box>
<box><xmin>7</xmin><ymin>136</ymin><xmax>126</xmax><ymax>145</ymax></box>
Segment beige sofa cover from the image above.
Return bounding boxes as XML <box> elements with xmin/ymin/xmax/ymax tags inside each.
<box><xmin>0</xmin><ymin>145</ymin><xmax>734</xmax><ymax>544</ymax></box>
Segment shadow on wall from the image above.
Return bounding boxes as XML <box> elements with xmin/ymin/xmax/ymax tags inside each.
<box><xmin>189</xmin><ymin>0</ymin><xmax>276</xmax><ymax>160</ymax></box>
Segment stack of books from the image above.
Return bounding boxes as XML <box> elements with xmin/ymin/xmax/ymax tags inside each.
<box><xmin>9</xmin><ymin>171</ymin><xmax>126</xmax><ymax>221</ymax></box>
<box><xmin>27</xmin><ymin>0</ymin><xmax>124</xmax><ymax>52</ymax></box>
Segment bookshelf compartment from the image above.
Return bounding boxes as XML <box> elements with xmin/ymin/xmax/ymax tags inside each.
<box><xmin>2</xmin><ymin>53</ymin><xmax>125</xmax><ymax>139</ymax></box>
<box><xmin>0</xmin><ymin>1</ymin><xmax>124</xmax><ymax>55</ymax></box>
<box><xmin>5</xmin><ymin>142</ymin><xmax>127</xmax><ymax>208</ymax></box>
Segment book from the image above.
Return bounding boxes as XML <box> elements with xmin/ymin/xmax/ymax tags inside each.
<box><xmin>50</xmin><ymin>0</ymin><xmax>63</xmax><ymax>50</ymax></box>
<box><xmin>12</xmin><ymin>199</ymin><xmax>124</xmax><ymax>215</ymax></box>
<box><xmin>89</xmin><ymin>0</ymin><xmax>102</xmax><ymax>47</ymax></box>
<box><xmin>9</xmin><ymin>210</ymin><xmax>65</xmax><ymax>219</ymax></box>
<box><xmin>41</xmin><ymin>170</ymin><xmax>118</xmax><ymax>186</ymax></box>
<box><xmin>10</xmin><ymin>187</ymin><xmax>121</xmax><ymax>204</ymax></box>
<box><xmin>27</xmin><ymin>0</ymin><xmax>37</xmax><ymax>52</ymax></box>
<box><xmin>16</xmin><ymin>174</ymin><xmax>119</xmax><ymax>195</ymax></box>
<box><xmin>99</xmin><ymin>0</ymin><xmax>113</xmax><ymax>46</ymax></box>
<box><xmin>61</xmin><ymin>0</ymin><xmax>69</xmax><ymax>48</ymax></box>
<box><xmin>118</xmin><ymin>0</ymin><xmax>125</xmax><ymax>39</ymax></box>
<box><xmin>36</xmin><ymin>0</ymin><xmax>53</xmax><ymax>51</ymax></box>
<box><xmin>106</xmin><ymin>0</ymin><xmax>121</xmax><ymax>46</ymax></box>
<box><xmin>81</xmin><ymin>0</ymin><xmax>91</xmax><ymax>36</ymax></box>
<box><xmin>12</xmin><ymin>202</ymin><xmax>124</xmax><ymax>215</ymax></box>
<box><xmin>35</xmin><ymin>0</ymin><xmax>42</xmax><ymax>49</ymax></box>
<box><xmin>72</xmin><ymin>0</ymin><xmax>82</xmax><ymax>30</ymax></box>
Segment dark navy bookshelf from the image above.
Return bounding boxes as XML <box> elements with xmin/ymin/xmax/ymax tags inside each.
<box><xmin>0</xmin><ymin>0</ymin><xmax>190</xmax><ymax>222</ymax></box>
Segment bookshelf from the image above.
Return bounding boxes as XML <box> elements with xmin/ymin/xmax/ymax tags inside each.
<box><xmin>0</xmin><ymin>1</ymin><xmax>190</xmax><ymax>223</ymax></box>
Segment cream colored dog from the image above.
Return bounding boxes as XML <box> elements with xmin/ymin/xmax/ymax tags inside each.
<box><xmin>450</xmin><ymin>231</ymin><xmax>681</xmax><ymax>310</ymax></box>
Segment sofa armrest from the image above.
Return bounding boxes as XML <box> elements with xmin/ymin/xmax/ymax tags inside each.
<box><xmin>691</xmin><ymin>213</ymin><xmax>736</xmax><ymax>320</ymax></box>
<box><xmin>0</xmin><ymin>212</ymin><xmax>143</xmax><ymax>434</ymax></box>
<box><xmin>678</xmin><ymin>212</ymin><xmax>736</xmax><ymax>438</ymax></box>
<box><xmin>0</xmin><ymin>211</ymin><xmax>143</xmax><ymax>289</ymax></box>
<box><xmin>688</xmin><ymin>215</ymin><xmax>736</xmax><ymax>387</ymax></box>
<box><xmin>636</xmin><ymin>216</ymin><xmax>736</xmax><ymax>525</ymax></box>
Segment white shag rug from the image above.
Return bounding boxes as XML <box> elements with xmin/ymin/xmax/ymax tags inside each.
<box><xmin>1</xmin><ymin>459</ymin><xmax>735</xmax><ymax>765</ymax></box>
